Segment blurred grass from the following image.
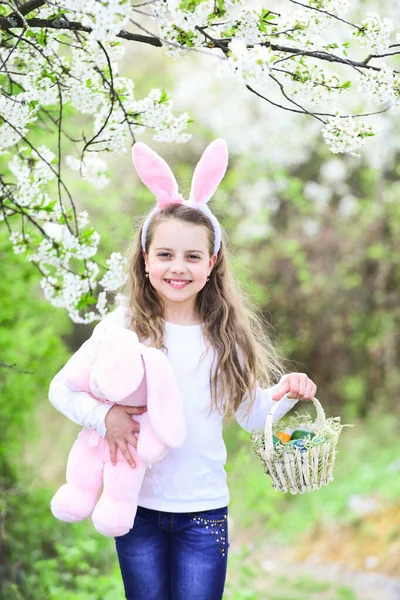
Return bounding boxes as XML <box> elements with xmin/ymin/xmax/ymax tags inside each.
<box><xmin>225</xmin><ymin>409</ymin><xmax>400</xmax><ymax>542</ymax></box>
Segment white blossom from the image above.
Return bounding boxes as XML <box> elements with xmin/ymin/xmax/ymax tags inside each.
<box><xmin>301</xmin><ymin>218</ymin><xmax>321</xmax><ymax>237</ymax></box>
<box><xmin>0</xmin><ymin>95</ymin><xmax>38</xmax><ymax>154</ymax></box>
<box><xmin>43</xmin><ymin>222</ymin><xmax>65</xmax><ymax>243</ymax></box>
<box><xmin>99</xmin><ymin>252</ymin><xmax>128</xmax><ymax>291</ymax></box>
<box><xmin>66</xmin><ymin>153</ymin><xmax>110</xmax><ymax>189</ymax></box>
<box><xmin>8</xmin><ymin>147</ymin><xmax>56</xmax><ymax>208</ymax></box>
<box><xmin>320</xmin><ymin>158</ymin><xmax>348</xmax><ymax>183</ymax></box>
<box><xmin>358</xmin><ymin>67</ymin><xmax>400</xmax><ymax>107</ymax></box>
<box><xmin>322</xmin><ymin>116</ymin><xmax>376</xmax><ymax>156</ymax></box>
<box><xmin>307</xmin><ymin>0</ymin><xmax>350</xmax><ymax>16</ymax></box>
<box><xmin>77</xmin><ymin>211</ymin><xmax>90</xmax><ymax>228</ymax></box>
<box><xmin>96</xmin><ymin>291</ymin><xmax>109</xmax><ymax>318</ymax></box>
<box><xmin>352</xmin><ymin>12</ymin><xmax>394</xmax><ymax>54</ymax></box>
<box><xmin>338</xmin><ymin>193</ymin><xmax>359</xmax><ymax>217</ymax></box>
<box><xmin>9</xmin><ymin>231</ymin><xmax>31</xmax><ymax>254</ymax></box>
<box><xmin>304</xmin><ymin>181</ymin><xmax>332</xmax><ymax>211</ymax></box>
<box><xmin>219</xmin><ymin>39</ymin><xmax>275</xmax><ymax>85</ymax></box>
<box><xmin>56</xmin><ymin>0</ymin><xmax>131</xmax><ymax>41</ymax></box>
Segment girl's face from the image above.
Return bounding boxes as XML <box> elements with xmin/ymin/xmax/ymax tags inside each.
<box><xmin>143</xmin><ymin>219</ymin><xmax>217</xmax><ymax>314</ymax></box>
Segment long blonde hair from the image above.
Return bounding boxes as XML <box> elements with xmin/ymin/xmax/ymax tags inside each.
<box><xmin>121</xmin><ymin>204</ymin><xmax>285</xmax><ymax>417</ymax></box>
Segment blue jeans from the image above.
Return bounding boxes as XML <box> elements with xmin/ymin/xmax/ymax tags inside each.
<box><xmin>115</xmin><ymin>505</ymin><xmax>229</xmax><ymax>600</ymax></box>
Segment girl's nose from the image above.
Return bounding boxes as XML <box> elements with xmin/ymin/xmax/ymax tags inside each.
<box><xmin>171</xmin><ymin>262</ymin><xmax>187</xmax><ymax>274</ymax></box>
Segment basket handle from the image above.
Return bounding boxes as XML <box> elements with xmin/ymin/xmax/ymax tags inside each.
<box><xmin>263</xmin><ymin>396</ymin><xmax>326</xmax><ymax>460</ymax></box>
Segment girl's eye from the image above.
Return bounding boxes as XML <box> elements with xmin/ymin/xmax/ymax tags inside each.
<box><xmin>157</xmin><ymin>253</ymin><xmax>200</xmax><ymax>259</ymax></box>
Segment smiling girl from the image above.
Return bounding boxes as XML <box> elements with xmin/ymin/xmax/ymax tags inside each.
<box><xmin>49</xmin><ymin>139</ymin><xmax>317</xmax><ymax>600</ymax></box>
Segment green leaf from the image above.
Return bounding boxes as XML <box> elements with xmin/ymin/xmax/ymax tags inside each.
<box><xmin>41</xmin><ymin>201</ymin><xmax>58</xmax><ymax>213</ymax></box>
<box><xmin>76</xmin><ymin>292</ymin><xmax>97</xmax><ymax>310</ymax></box>
<box><xmin>159</xmin><ymin>89</ymin><xmax>169</xmax><ymax>103</ymax></box>
<box><xmin>81</xmin><ymin>227</ymin><xmax>95</xmax><ymax>241</ymax></box>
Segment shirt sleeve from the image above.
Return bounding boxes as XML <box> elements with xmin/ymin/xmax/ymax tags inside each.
<box><xmin>234</xmin><ymin>375</ymin><xmax>298</xmax><ymax>433</ymax></box>
<box><xmin>48</xmin><ymin>307</ymin><xmax>128</xmax><ymax>438</ymax></box>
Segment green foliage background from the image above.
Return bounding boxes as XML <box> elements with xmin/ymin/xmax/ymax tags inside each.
<box><xmin>1</xmin><ymin>32</ymin><xmax>400</xmax><ymax>600</ymax></box>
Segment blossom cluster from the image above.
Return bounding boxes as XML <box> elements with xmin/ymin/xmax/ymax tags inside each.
<box><xmin>322</xmin><ymin>116</ymin><xmax>376</xmax><ymax>156</ymax></box>
<box><xmin>307</xmin><ymin>0</ymin><xmax>350</xmax><ymax>16</ymax></box>
<box><xmin>219</xmin><ymin>39</ymin><xmax>276</xmax><ymax>85</ymax></box>
<box><xmin>0</xmin><ymin>32</ymin><xmax>191</xmax><ymax>163</ymax></box>
<box><xmin>3</xmin><ymin>147</ymin><xmax>128</xmax><ymax>323</ymax></box>
<box><xmin>353</xmin><ymin>12</ymin><xmax>394</xmax><ymax>54</ymax></box>
<box><xmin>54</xmin><ymin>0</ymin><xmax>131</xmax><ymax>41</ymax></box>
<box><xmin>1</xmin><ymin>9</ymin><xmax>193</xmax><ymax>321</ymax></box>
<box><xmin>358</xmin><ymin>67</ymin><xmax>400</xmax><ymax>107</ymax></box>
<box><xmin>285</xmin><ymin>62</ymin><xmax>349</xmax><ymax>103</ymax></box>
<box><xmin>66</xmin><ymin>154</ymin><xmax>110</xmax><ymax>189</ymax></box>
<box><xmin>148</xmin><ymin>0</ymin><xmax>399</xmax><ymax>156</ymax></box>
<box><xmin>2</xmin><ymin>0</ymin><xmax>400</xmax><ymax>324</ymax></box>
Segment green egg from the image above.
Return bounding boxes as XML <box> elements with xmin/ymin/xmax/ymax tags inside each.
<box><xmin>291</xmin><ymin>429</ymin><xmax>316</xmax><ymax>441</ymax></box>
<box><xmin>284</xmin><ymin>440</ymin><xmax>296</xmax><ymax>447</ymax></box>
<box><xmin>273</xmin><ymin>434</ymin><xmax>283</xmax><ymax>445</ymax></box>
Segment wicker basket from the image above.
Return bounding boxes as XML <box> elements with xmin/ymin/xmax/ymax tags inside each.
<box><xmin>251</xmin><ymin>397</ymin><xmax>345</xmax><ymax>494</ymax></box>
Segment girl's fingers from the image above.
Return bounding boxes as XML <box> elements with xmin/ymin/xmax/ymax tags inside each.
<box><xmin>126</xmin><ymin>433</ymin><xmax>138</xmax><ymax>449</ymax></box>
<box><xmin>117</xmin><ymin>440</ymin><xmax>136</xmax><ymax>469</ymax></box>
<box><xmin>272</xmin><ymin>374</ymin><xmax>318</xmax><ymax>401</ymax></box>
<box><xmin>109</xmin><ymin>441</ymin><xmax>117</xmax><ymax>466</ymax></box>
<box><xmin>125</xmin><ymin>406</ymin><xmax>147</xmax><ymax>415</ymax></box>
<box><xmin>271</xmin><ymin>378</ymin><xmax>290</xmax><ymax>401</ymax></box>
<box><xmin>297</xmin><ymin>377</ymin><xmax>307</xmax><ymax>399</ymax></box>
<box><xmin>304</xmin><ymin>381</ymin><xmax>316</xmax><ymax>400</ymax></box>
<box><xmin>130</xmin><ymin>421</ymin><xmax>140</xmax><ymax>434</ymax></box>
<box><xmin>286</xmin><ymin>376</ymin><xmax>299</xmax><ymax>399</ymax></box>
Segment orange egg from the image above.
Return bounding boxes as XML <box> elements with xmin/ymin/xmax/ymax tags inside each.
<box><xmin>276</xmin><ymin>432</ymin><xmax>291</xmax><ymax>444</ymax></box>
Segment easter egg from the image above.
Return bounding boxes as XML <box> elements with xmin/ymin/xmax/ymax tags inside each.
<box><xmin>284</xmin><ymin>428</ymin><xmax>294</xmax><ymax>436</ymax></box>
<box><xmin>291</xmin><ymin>429</ymin><xmax>316</xmax><ymax>441</ymax></box>
<box><xmin>273</xmin><ymin>434</ymin><xmax>283</xmax><ymax>446</ymax></box>
<box><xmin>276</xmin><ymin>431</ymin><xmax>291</xmax><ymax>444</ymax></box>
<box><xmin>313</xmin><ymin>436</ymin><xmax>328</xmax><ymax>445</ymax></box>
<box><xmin>285</xmin><ymin>439</ymin><xmax>307</xmax><ymax>452</ymax></box>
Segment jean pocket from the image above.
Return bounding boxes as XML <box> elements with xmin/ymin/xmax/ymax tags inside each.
<box><xmin>188</xmin><ymin>508</ymin><xmax>229</xmax><ymax>558</ymax></box>
<box><xmin>188</xmin><ymin>507</ymin><xmax>228</xmax><ymax>523</ymax></box>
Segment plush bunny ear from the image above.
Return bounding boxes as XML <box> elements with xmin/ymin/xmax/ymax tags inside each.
<box><xmin>189</xmin><ymin>138</ymin><xmax>228</xmax><ymax>205</ymax></box>
<box><xmin>140</xmin><ymin>346</ymin><xmax>186</xmax><ymax>448</ymax></box>
<box><xmin>132</xmin><ymin>142</ymin><xmax>183</xmax><ymax>209</ymax></box>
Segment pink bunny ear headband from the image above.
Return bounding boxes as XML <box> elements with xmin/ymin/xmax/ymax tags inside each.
<box><xmin>132</xmin><ymin>139</ymin><xmax>228</xmax><ymax>255</ymax></box>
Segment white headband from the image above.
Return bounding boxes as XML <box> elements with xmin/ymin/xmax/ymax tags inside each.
<box><xmin>132</xmin><ymin>139</ymin><xmax>228</xmax><ymax>255</ymax></box>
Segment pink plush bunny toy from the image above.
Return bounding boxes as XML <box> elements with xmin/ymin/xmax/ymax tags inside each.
<box><xmin>50</xmin><ymin>327</ymin><xmax>186</xmax><ymax>537</ymax></box>
<box><xmin>51</xmin><ymin>138</ymin><xmax>228</xmax><ymax>538</ymax></box>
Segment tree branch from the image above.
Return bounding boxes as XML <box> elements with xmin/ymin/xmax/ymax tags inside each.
<box><xmin>0</xmin><ymin>15</ymin><xmax>163</xmax><ymax>47</ymax></box>
<box><xmin>0</xmin><ymin>361</ymin><xmax>33</xmax><ymax>374</ymax></box>
<box><xmin>13</xmin><ymin>0</ymin><xmax>46</xmax><ymax>17</ymax></box>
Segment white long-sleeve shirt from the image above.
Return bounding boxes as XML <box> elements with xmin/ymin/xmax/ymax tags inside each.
<box><xmin>49</xmin><ymin>307</ymin><xmax>297</xmax><ymax>512</ymax></box>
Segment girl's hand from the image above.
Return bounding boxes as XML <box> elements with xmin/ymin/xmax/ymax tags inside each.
<box><xmin>105</xmin><ymin>405</ymin><xmax>147</xmax><ymax>468</ymax></box>
<box><xmin>271</xmin><ymin>373</ymin><xmax>317</xmax><ymax>402</ymax></box>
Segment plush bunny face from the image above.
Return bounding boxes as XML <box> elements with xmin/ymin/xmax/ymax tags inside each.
<box><xmin>89</xmin><ymin>327</ymin><xmax>186</xmax><ymax>448</ymax></box>
<box><xmin>89</xmin><ymin>329</ymin><xmax>145</xmax><ymax>403</ymax></box>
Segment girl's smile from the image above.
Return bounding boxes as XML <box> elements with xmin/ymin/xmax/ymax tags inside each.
<box><xmin>164</xmin><ymin>279</ymin><xmax>192</xmax><ymax>288</ymax></box>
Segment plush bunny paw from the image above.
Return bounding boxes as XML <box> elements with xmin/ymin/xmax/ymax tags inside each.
<box><xmin>92</xmin><ymin>497</ymin><xmax>137</xmax><ymax>537</ymax></box>
<box><xmin>50</xmin><ymin>483</ymin><xmax>99</xmax><ymax>522</ymax></box>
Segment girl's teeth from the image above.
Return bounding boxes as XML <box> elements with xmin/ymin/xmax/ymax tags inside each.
<box><xmin>167</xmin><ymin>280</ymin><xmax>189</xmax><ymax>287</ymax></box>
